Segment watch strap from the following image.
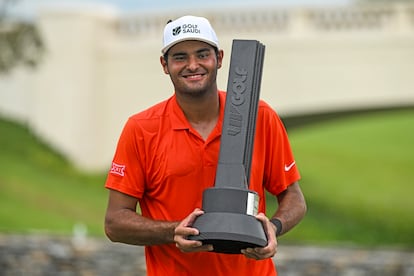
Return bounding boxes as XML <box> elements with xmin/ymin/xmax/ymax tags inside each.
<box><xmin>270</xmin><ymin>218</ymin><xmax>283</xmax><ymax>236</ymax></box>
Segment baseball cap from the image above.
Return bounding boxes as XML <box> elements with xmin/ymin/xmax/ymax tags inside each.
<box><xmin>162</xmin><ymin>15</ymin><xmax>219</xmax><ymax>54</ymax></box>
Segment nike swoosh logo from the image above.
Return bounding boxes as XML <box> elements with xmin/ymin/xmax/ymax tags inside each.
<box><xmin>284</xmin><ymin>161</ymin><xmax>296</xmax><ymax>172</ymax></box>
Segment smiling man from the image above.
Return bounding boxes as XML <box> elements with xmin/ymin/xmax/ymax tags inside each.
<box><xmin>104</xmin><ymin>15</ymin><xmax>306</xmax><ymax>276</ymax></box>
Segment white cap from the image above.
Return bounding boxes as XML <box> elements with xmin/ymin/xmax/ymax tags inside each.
<box><xmin>162</xmin><ymin>15</ymin><xmax>219</xmax><ymax>54</ymax></box>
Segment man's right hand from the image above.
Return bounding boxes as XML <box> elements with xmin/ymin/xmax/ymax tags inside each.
<box><xmin>174</xmin><ymin>208</ymin><xmax>214</xmax><ymax>253</ymax></box>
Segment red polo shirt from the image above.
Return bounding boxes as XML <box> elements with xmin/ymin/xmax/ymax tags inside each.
<box><xmin>105</xmin><ymin>91</ymin><xmax>300</xmax><ymax>276</ymax></box>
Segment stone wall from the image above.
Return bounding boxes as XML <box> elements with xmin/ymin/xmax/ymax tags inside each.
<box><xmin>1</xmin><ymin>234</ymin><xmax>413</xmax><ymax>275</ymax></box>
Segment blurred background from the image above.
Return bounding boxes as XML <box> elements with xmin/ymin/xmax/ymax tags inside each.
<box><xmin>1</xmin><ymin>0</ymin><xmax>414</xmax><ymax>275</ymax></box>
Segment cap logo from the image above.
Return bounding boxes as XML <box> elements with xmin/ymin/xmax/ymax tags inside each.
<box><xmin>182</xmin><ymin>24</ymin><xmax>200</xmax><ymax>34</ymax></box>
<box><xmin>172</xmin><ymin>26</ymin><xmax>181</xmax><ymax>36</ymax></box>
<box><xmin>172</xmin><ymin>24</ymin><xmax>201</xmax><ymax>37</ymax></box>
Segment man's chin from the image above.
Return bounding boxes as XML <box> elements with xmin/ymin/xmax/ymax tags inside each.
<box><xmin>181</xmin><ymin>88</ymin><xmax>210</xmax><ymax>98</ymax></box>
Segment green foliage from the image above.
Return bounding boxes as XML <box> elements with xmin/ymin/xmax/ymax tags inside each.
<box><xmin>0</xmin><ymin>1</ymin><xmax>45</xmax><ymax>73</ymax></box>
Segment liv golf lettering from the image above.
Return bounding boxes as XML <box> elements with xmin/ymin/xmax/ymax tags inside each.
<box><xmin>227</xmin><ymin>67</ymin><xmax>248</xmax><ymax>136</ymax></box>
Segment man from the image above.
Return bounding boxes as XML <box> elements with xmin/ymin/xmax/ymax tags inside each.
<box><xmin>104</xmin><ymin>15</ymin><xmax>306</xmax><ymax>275</ymax></box>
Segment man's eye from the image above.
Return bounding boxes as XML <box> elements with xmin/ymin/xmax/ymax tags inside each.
<box><xmin>198</xmin><ymin>52</ymin><xmax>209</xmax><ymax>59</ymax></box>
<box><xmin>173</xmin><ymin>55</ymin><xmax>186</xmax><ymax>61</ymax></box>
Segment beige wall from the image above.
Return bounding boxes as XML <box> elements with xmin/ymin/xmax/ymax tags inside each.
<box><xmin>1</xmin><ymin>3</ymin><xmax>414</xmax><ymax>171</ymax></box>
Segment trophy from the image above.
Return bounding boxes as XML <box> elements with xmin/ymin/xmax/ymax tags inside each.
<box><xmin>189</xmin><ymin>40</ymin><xmax>267</xmax><ymax>254</ymax></box>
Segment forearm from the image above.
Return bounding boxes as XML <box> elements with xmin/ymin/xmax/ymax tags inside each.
<box><xmin>271</xmin><ymin>182</ymin><xmax>307</xmax><ymax>236</ymax></box>
<box><xmin>105</xmin><ymin>208</ymin><xmax>179</xmax><ymax>246</ymax></box>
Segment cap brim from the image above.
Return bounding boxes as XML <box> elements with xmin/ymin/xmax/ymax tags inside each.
<box><xmin>162</xmin><ymin>37</ymin><xmax>218</xmax><ymax>54</ymax></box>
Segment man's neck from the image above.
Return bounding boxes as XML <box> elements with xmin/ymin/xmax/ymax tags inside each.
<box><xmin>176</xmin><ymin>89</ymin><xmax>220</xmax><ymax>124</ymax></box>
<box><xmin>176</xmin><ymin>89</ymin><xmax>220</xmax><ymax>140</ymax></box>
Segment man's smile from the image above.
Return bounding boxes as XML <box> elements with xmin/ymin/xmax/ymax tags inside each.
<box><xmin>181</xmin><ymin>73</ymin><xmax>206</xmax><ymax>81</ymax></box>
<box><xmin>182</xmin><ymin>73</ymin><xmax>205</xmax><ymax>78</ymax></box>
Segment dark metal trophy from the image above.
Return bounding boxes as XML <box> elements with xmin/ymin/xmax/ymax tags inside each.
<box><xmin>189</xmin><ymin>40</ymin><xmax>266</xmax><ymax>254</ymax></box>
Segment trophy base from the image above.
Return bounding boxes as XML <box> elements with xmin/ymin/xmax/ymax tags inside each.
<box><xmin>188</xmin><ymin>212</ymin><xmax>267</xmax><ymax>254</ymax></box>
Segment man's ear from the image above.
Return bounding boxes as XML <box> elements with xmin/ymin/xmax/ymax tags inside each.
<box><xmin>217</xmin><ymin>49</ymin><xmax>224</xmax><ymax>69</ymax></box>
<box><xmin>160</xmin><ymin>56</ymin><xmax>169</xmax><ymax>74</ymax></box>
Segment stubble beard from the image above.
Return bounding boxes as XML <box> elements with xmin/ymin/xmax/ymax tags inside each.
<box><xmin>175</xmin><ymin>67</ymin><xmax>218</xmax><ymax>99</ymax></box>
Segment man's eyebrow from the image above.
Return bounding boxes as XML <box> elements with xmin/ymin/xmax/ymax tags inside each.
<box><xmin>171</xmin><ymin>47</ymin><xmax>212</xmax><ymax>57</ymax></box>
<box><xmin>171</xmin><ymin>51</ymin><xmax>187</xmax><ymax>57</ymax></box>
<box><xmin>196</xmin><ymin>48</ymin><xmax>212</xmax><ymax>54</ymax></box>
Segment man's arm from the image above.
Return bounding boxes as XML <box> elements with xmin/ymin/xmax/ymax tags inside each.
<box><xmin>105</xmin><ymin>189</ymin><xmax>214</xmax><ymax>252</ymax></box>
<box><xmin>241</xmin><ymin>181</ymin><xmax>306</xmax><ymax>260</ymax></box>
<box><xmin>271</xmin><ymin>181</ymin><xmax>307</xmax><ymax>236</ymax></box>
<box><xmin>104</xmin><ymin>189</ymin><xmax>178</xmax><ymax>246</ymax></box>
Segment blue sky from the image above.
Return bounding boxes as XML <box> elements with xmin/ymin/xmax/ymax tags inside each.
<box><xmin>9</xmin><ymin>0</ymin><xmax>353</xmax><ymax>18</ymax></box>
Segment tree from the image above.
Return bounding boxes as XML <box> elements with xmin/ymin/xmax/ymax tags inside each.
<box><xmin>0</xmin><ymin>0</ymin><xmax>45</xmax><ymax>73</ymax></box>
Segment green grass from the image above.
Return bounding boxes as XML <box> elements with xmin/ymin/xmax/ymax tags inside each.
<box><xmin>0</xmin><ymin>119</ymin><xmax>107</xmax><ymax>236</ymax></box>
<box><xmin>1</xmin><ymin>109</ymin><xmax>414</xmax><ymax>248</ymax></box>
<box><xmin>267</xmin><ymin>109</ymin><xmax>414</xmax><ymax>248</ymax></box>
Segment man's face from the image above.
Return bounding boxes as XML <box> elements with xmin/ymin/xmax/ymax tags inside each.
<box><xmin>160</xmin><ymin>40</ymin><xmax>223</xmax><ymax>98</ymax></box>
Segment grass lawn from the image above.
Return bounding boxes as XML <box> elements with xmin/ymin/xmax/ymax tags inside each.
<box><xmin>1</xmin><ymin>109</ymin><xmax>414</xmax><ymax>248</ymax></box>
<box><xmin>0</xmin><ymin>119</ymin><xmax>107</xmax><ymax>236</ymax></box>
<box><xmin>267</xmin><ymin>109</ymin><xmax>414</xmax><ymax>248</ymax></box>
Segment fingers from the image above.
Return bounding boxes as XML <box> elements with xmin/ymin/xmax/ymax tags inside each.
<box><xmin>174</xmin><ymin>208</ymin><xmax>213</xmax><ymax>253</ymax></box>
<box><xmin>175</xmin><ymin>210</ymin><xmax>276</xmax><ymax>256</ymax></box>
<box><xmin>181</xmin><ymin>208</ymin><xmax>204</xmax><ymax>228</ymax></box>
<box><xmin>241</xmin><ymin>213</ymin><xmax>277</xmax><ymax>260</ymax></box>
<box><xmin>175</xmin><ymin>239</ymin><xmax>213</xmax><ymax>253</ymax></box>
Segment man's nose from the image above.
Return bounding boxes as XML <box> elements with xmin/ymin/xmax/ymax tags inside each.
<box><xmin>187</xmin><ymin>55</ymin><xmax>199</xmax><ymax>71</ymax></box>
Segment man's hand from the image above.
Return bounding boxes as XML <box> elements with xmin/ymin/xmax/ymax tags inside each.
<box><xmin>174</xmin><ymin>208</ymin><xmax>214</xmax><ymax>253</ymax></box>
<box><xmin>241</xmin><ymin>213</ymin><xmax>277</xmax><ymax>260</ymax></box>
